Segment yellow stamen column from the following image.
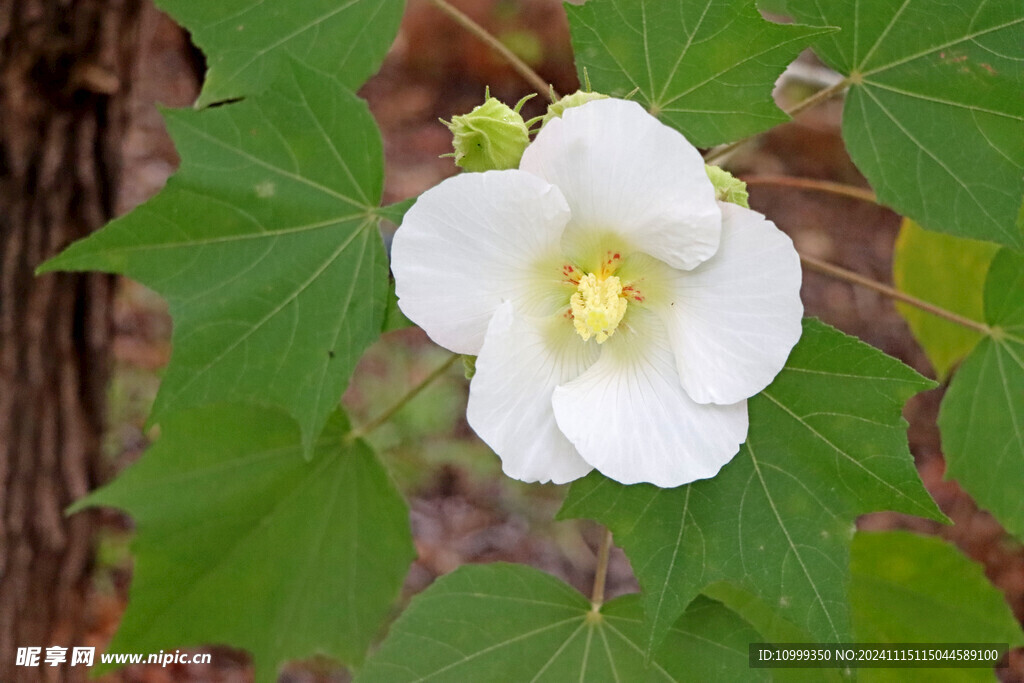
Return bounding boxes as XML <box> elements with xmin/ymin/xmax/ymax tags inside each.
<box><xmin>571</xmin><ymin>273</ymin><xmax>628</xmax><ymax>343</ymax></box>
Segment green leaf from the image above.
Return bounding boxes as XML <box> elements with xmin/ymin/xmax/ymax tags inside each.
<box><xmin>356</xmin><ymin>563</ymin><xmax>768</xmax><ymax>682</ymax></box>
<box><xmin>157</xmin><ymin>0</ymin><xmax>405</xmax><ymax>106</ymax></box>
<box><xmin>383</xmin><ymin>277</ymin><xmax>413</xmax><ymax>333</ymax></box>
<box><xmin>851</xmin><ymin>531</ymin><xmax>1024</xmax><ymax>682</ymax></box>
<box><xmin>382</xmin><ymin>198</ymin><xmax>416</xmax><ymax>334</ymax></box>
<box><xmin>939</xmin><ymin>248</ymin><xmax>1024</xmax><ymax>540</ymax></box>
<box><xmin>560</xmin><ymin>319</ymin><xmax>943</xmax><ymax>657</ymax></box>
<box><xmin>786</xmin><ymin>0</ymin><xmax>1024</xmax><ymax>249</ymax></box>
<box><xmin>566</xmin><ymin>0</ymin><xmax>833</xmax><ymax>147</ymax></box>
<box><xmin>893</xmin><ymin>218</ymin><xmax>999</xmax><ymax>380</ymax></box>
<box><xmin>660</xmin><ymin>595</ymin><xmax>770</xmax><ymax>681</ymax></box>
<box><xmin>379</xmin><ymin>197</ymin><xmax>416</xmax><ymax>227</ymax></box>
<box><xmin>701</xmin><ymin>582</ymin><xmax>846</xmax><ymax>682</ymax></box>
<box><xmin>42</xmin><ymin>60</ymin><xmax>387</xmax><ymax>451</ymax></box>
<box><xmin>71</xmin><ymin>405</ymin><xmax>414</xmax><ymax>682</ymax></box>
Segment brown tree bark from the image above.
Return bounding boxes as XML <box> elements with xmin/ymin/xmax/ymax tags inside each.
<box><xmin>0</xmin><ymin>1</ymin><xmax>140</xmax><ymax>680</ymax></box>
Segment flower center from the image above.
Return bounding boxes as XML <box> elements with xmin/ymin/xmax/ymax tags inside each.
<box><xmin>570</xmin><ymin>273</ymin><xmax>627</xmax><ymax>343</ymax></box>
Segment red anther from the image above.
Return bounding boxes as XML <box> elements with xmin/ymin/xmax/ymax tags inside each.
<box><xmin>622</xmin><ymin>284</ymin><xmax>645</xmax><ymax>302</ymax></box>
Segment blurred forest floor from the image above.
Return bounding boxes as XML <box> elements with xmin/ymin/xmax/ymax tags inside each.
<box><xmin>78</xmin><ymin>1</ymin><xmax>1024</xmax><ymax>680</ymax></box>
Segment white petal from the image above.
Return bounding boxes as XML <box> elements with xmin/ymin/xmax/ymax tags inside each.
<box><xmin>520</xmin><ymin>98</ymin><xmax>720</xmax><ymax>272</ymax></box>
<box><xmin>552</xmin><ymin>310</ymin><xmax>748</xmax><ymax>487</ymax></box>
<box><xmin>392</xmin><ymin>170</ymin><xmax>571</xmax><ymax>355</ymax></box>
<box><xmin>654</xmin><ymin>202</ymin><xmax>803</xmax><ymax>405</ymax></box>
<box><xmin>467</xmin><ymin>302</ymin><xmax>597</xmax><ymax>484</ymax></box>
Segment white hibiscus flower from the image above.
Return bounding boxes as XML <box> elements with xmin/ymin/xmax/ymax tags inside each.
<box><xmin>392</xmin><ymin>98</ymin><xmax>802</xmax><ymax>487</ymax></box>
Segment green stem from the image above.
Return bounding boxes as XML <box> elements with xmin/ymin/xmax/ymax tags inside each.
<box><xmin>704</xmin><ymin>78</ymin><xmax>850</xmax><ymax>164</ymax></box>
<box><xmin>785</xmin><ymin>77</ymin><xmax>852</xmax><ymax>119</ymax></box>
<box><xmin>590</xmin><ymin>529</ymin><xmax>614</xmax><ymax>612</ymax></box>
<box><xmin>799</xmin><ymin>253</ymin><xmax>993</xmax><ymax>336</ymax></box>
<box><xmin>742</xmin><ymin>174</ymin><xmax>877</xmax><ymax>204</ymax></box>
<box><xmin>348</xmin><ymin>354</ymin><xmax>460</xmax><ymax>441</ymax></box>
<box><xmin>429</xmin><ymin>0</ymin><xmax>557</xmax><ymax>101</ymax></box>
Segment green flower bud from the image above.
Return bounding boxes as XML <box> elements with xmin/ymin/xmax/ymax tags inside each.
<box><xmin>705</xmin><ymin>165</ymin><xmax>750</xmax><ymax>208</ymax></box>
<box><xmin>540</xmin><ymin>89</ymin><xmax>609</xmax><ymax>128</ymax></box>
<box><xmin>443</xmin><ymin>91</ymin><xmax>532</xmax><ymax>172</ymax></box>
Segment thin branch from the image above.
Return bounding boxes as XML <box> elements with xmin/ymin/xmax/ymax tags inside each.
<box><xmin>429</xmin><ymin>0</ymin><xmax>557</xmax><ymax>101</ymax></box>
<box><xmin>785</xmin><ymin>77</ymin><xmax>851</xmax><ymax>119</ymax></box>
<box><xmin>701</xmin><ymin>136</ymin><xmax>746</xmax><ymax>165</ymax></box>
<box><xmin>743</xmin><ymin>175</ymin><xmax>878</xmax><ymax>204</ymax></box>
<box><xmin>799</xmin><ymin>253</ymin><xmax>993</xmax><ymax>336</ymax></box>
<box><xmin>704</xmin><ymin>78</ymin><xmax>850</xmax><ymax>164</ymax></box>
<box><xmin>590</xmin><ymin>529</ymin><xmax>614</xmax><ymax>612</ymax></box>
<box><xmin>348</xmin><ymin>354</ymin><xmax>460</xmax><ymax>441</ymax></box>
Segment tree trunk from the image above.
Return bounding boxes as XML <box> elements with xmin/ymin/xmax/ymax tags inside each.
<box><xmin>0</xmin><ymin>1</ymin><xmax>140</xmax><ymax>681</ymax></box>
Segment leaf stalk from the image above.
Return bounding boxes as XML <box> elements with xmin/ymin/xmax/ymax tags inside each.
<box><xmin>590</xmin><ymin>528</ymin><xmax>614</xmax><ymax>612</ymax></box>
<box><xmin>703</xmin><ymin>78</ymin><xmax>850</xmax><ymax>164</ymax></box>
<box><xmin>429</xmin><ymin>0</ymin><xmax>557</xmax><ymax>101</ymax></box>
<box><xmin>742</xmin><ymin>175</ymin><xmax>877</xmax><ymax>203</ymax></box>
<box><xmin>799</xmin><ymin>253</ymin><xmax>993</xmax><ymax>336</ymax></box>
<box><xmin>349</xmin><ymin>353</ymin><xmax>460</xmax><ymax>441</ymax></box>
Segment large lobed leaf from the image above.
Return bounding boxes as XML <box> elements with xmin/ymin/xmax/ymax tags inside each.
<box><xmin>851</xmin><ymin>531</ymin><xmax>1024</xmax><ymax>682</ymax></box>
<box><xmin>356</xmin><ymin>563</ymin><xmax>768</xmax><ymax>682</ymax></box>
<box><xmin>939</xmin><ymin>248</ymin><xmax>1024</xmax><ymax>540</ymax></box>
<box><xmin>358</xmin><ymin>535</ymin><xmax>1022</xmax><ymax>681</ymax></box>
<box><xmin>42</xmin><ymin>61</ymin><xmax>388</xmax><ymax>451</ymax></box>
<box><xmin>701</xmin><ymin>582</ymin><xmax>847</xmax><ymax>683</ymax></box>
<box><xmin>892</xmin><ymin>218</ymin><xmax>998</xmax><ymax>380</ymax></box>
<box><xmin>566</xmin><ymin>0</ymin><xmax>833</xmax><ymax>147</ymax></box>
<box><xmin>71</xmin><ymin>405</ymin><xmax>414</xmax><ymax>682</ymax></box>
<box><xmin>709</xmin><ymin>531</ymin><xmax>1024</xmax><ymax>682</ymax></box>
<box><xmin>560</xmin><ymin>319</ymin><xmax>943</xmax><ymax>657</ymax></box>
<box><xmin>787</xmin><ymin>0</ymin><xmax>1024</xmax><ymax>249</ymax></box>
<box><xmin>157</xmin><ymin>0</ymin><xmax>406</xmax><ymax>106</ymax></box>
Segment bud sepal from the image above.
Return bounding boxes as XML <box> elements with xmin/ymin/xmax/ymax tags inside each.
<box><xmin>442</xmin><ymin>89</ymin><xmax>534</xmax><ymax>172</ymax></box>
